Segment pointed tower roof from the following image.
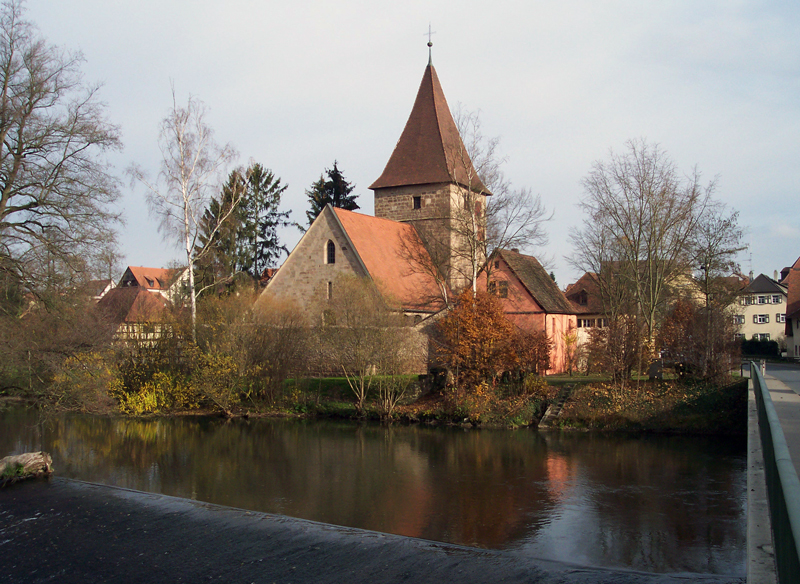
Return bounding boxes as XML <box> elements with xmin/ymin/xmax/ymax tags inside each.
<box><xmin>369</xmin><ymin>63</ymin><xmax>490</xmax><ymax>194</ymax></box>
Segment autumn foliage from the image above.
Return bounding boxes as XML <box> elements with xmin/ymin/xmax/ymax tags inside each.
<box><xmin>435</xmin><ymin>290</ymin><xmax>551</xmax><ymax>390</ymax></box>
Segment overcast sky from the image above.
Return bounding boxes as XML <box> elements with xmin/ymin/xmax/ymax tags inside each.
<box><xmin>25</xmin><ymin>0</ymin><xmax>800</xmax><ymax>285</ymax></box>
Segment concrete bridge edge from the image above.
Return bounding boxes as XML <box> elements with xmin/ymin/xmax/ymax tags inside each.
<box><xmin>748</xmin><ymin>383</ymin><xmax>778</xmax><ymax>583</ymax></box>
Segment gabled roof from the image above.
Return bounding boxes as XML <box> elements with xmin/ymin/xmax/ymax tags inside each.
<box><xmin>333</xmin><ymin>207</ymin><xmax>446</xmax><ymax>311</ymax></box>
<box><xmin>369</xmin><ymin>63</ymin><xmax>490</xmax><ymax>194</ymax></box>
<box><xmin>565</xmin><ymin>272</ymin><xmax>604</xmax><ymax>315</ymax></box>
<box><xmin>744</xmin><ymin>273</ymin><xmax>787</xmax><ymax>295</ymax></box>
<box><xmin>96</xmin><ymin>287</ymin><xmax>169</xmax><ymax>324</ymax></box>
<box><xmin>496</xmin><ymin>249</ymin><xmax>574</xmax><ymax>314</ymax></box>
<box><xmin>120</xmin><ymin>266</ymin><xmax>183</xmax><ymax>291</ymax></box>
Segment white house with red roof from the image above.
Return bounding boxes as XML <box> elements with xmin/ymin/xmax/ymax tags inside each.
<box><xmin>118</xmin><ymin>266</ymin><xmax>188</xmax><ymax>304</ymax></box>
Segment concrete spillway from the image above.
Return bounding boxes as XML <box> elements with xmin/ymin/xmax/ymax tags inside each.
<box><xmin>1</xmin><ymin>478</ymin><xmax>741</xmax><ymax>584</ymax></box>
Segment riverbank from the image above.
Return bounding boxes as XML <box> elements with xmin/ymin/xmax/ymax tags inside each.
<box><xmin>263</xmin><ymin>376</ymin><xmax>749</xmax><ymax>434</ymax></box>
<box><xmin>3</xmin><ymin>375</ymin><xmax>748</xmax><ymax>435</ymax></box>
<box><xmin>0</xmin><ymin>478</ymin><xmax>743</xmax><ymax>584</ymax></box>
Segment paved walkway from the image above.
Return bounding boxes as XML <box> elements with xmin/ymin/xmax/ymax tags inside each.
<box><xmin>0</xmin><ymin>478</ymin><xmax>741</xmax><ymax>584</ymax></box>
<box><xmin>764</xmin><ymin>362</ymin><xmax>800</xmax><ymax>471</ymax></box>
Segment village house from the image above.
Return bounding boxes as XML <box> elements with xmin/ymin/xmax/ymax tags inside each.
<box><xmin>735</xmin><ymin>273</ymin><xmax>787</xmax><ymax>347</ymax></box>
<box><xmin>262</xmin><ymin>55</ymin><xmax>575</xmax><ymax>374</ymax></box>
<box><xmin>564</xmin><ymin>272</ymin><xmax>608</xmax><ymax>345</ymax></box>
<box><xmin>118</xmin><ymin>266</ymin><xmax>188</xmax><ymax>304</ymax></box>
<box><xmin>478</xmin><ymin>249</ymin><xmax>576</xmax><ymax>373</ymax></box>
<box><xmin>781</xmin><ymin>258</ymin><xmax>800</xmax><ymax>360</ymax></box>
<box><xmin>96</xmin><ymin>286</ymin><xmax>170</xmax><ymax>344</ymax></box>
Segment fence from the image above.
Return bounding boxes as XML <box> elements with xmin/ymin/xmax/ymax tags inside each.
<box><xmin>750</xmin><ymin>361</ymin><xmax>800</xmax><ymax>582</ymax></box>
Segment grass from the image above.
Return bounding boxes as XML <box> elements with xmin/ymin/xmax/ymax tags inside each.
<box><xmin>1</xmin><ymin>462</ymin><xmax>27</xmax><ymax>487</ymax></box>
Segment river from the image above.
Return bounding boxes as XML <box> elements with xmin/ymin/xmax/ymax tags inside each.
<box><xmin>0</xmin><ymin>405</ymin><xmax>746</xmax><ymax>576</ymax></box>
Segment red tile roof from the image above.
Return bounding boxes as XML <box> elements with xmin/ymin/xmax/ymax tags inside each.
<box><xmin>334</xmin><ymin>208</ymin><xmax>446</xmax><ymax>311</ymax></box>
<box><xmin>369</xmin><ymin>63</ymin><xmax>489</xmax><ymax>194</ymax></box>
<box><xmin>96</xmin><ymin>287</ymin><xmax>169</xmax><ymax>324</ymax></box>
<box><xmin>120</xmin><ymin>266</ymin><xmax>182</xmax><ymax>291</ymax></box>
<box><xmin>496</xmin><ymin>249</ymin><xmax>574</xmax><ymax>314</ymax></box>
<box><xmin>565</xmin><ymin>272</ymin><xmax>605</xmax><ymax>315</ymax></box>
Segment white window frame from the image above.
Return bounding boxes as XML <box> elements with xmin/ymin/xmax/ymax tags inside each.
<box><xmin>754</xmin><ymin>314</ymin><xmax>769</xmax><ymax>324</ymax></box>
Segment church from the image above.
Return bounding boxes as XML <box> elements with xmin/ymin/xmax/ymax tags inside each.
<box><xmin>261</xmin><ymin>52</ymin><xmax>577</xmax><ymax>373</ymax></box>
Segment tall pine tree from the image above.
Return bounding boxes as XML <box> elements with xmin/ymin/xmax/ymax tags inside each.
<box><xmin>305</xmin><ymin>161</ymin><xmax>359</xmax><ymax>225</ymax></box>
<box><xmin>240</xmin><ymin>163</ymin><xmax>291</xmax><ymax>279</ymax></box>
<box><xmin>196</xmin><ymin>163</ymin><xmax>291</xmax><ymax>294</ymax></box>
<box><xmin>194</xmin><ymin>170</ymin><xmax>246</xmax><ymax>294</ymax></box>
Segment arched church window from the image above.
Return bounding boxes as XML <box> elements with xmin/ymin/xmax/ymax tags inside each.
<box><xmin>326</xmin><ymin>240</ymin><xmax>335</xmax><ymax>264</ymax></box>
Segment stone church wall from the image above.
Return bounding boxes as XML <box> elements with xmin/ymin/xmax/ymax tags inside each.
<box><xmin>260</xmin><ymin>208</ymin><xmax>366</xmax><ymax>319</ymax></box>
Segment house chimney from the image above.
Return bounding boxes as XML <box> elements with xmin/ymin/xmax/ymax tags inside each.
<box><xmin>775</xmin><ymin>270</ymin><xmax>779</xmax><ymax>281</ymax></box>
<box><xmin>749</xmin><ymin>270</ymin><xmax>754</xmax><ymax>281</ymax></box>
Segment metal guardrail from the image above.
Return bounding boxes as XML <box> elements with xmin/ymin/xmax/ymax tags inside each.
<box><xmin>750</xmin><ymin>361</ymin><xmax>800</xmax><ymax>583</ymax></box>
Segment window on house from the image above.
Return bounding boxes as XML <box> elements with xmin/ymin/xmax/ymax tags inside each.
<box><xmin>326</xmin><ymin>240</ymin><xmax>335</xmax><ymax>264</ymax></box>
<box><xmin>734</xmin><ymin>333</ymin><xmax>745</xmax><ymax>341</ymax></box>
<box><xmin>145</xmin><ymin>277</ymin><xmax>154</xmax><ymax>287</ymax></box>
<box><xmin>755</xmin><ymin>333</ymin><xmax>771</xmax><ymax>341</ymax></box>
<box><xmin>777</xmin><ymin>313</ymin><xmax>786</xmax><ymax>323</ymax></box>
<box><xmin>488</xmin><ymin>280</ymin><xmax>508</xmax><ymax>297</ymax></box>
<box><xmin>754</xmin><ymin>314</ymin><xmax>769</xmax><ymax>324</ymax></box>
<box><xmin>327</xmin><ymin>281</ymin><xmax>333</xmax><ymax>300</ymax></box>
<box><xmin>733</xmin><ymin>315</ymin><xmax>745</xmax><ymax>325</ymax></box>
<box><xmin>412</xmin><ymin>196</ymin><xmax>421</xmax><ymax>210</ymax></box>
<box><xmin>577</xmin><ymin>291</ymin><xmax>588</xmax><ymax>306</ymax></box>
<box><xmin>758</xmin><ymin>295</ymin><xmax>769</xmax><ymax>304</ymax></box>
<box><xmin>773</xmin><ymin>295</ymin><xmax>782</xmax><ymax>304</ymax></box>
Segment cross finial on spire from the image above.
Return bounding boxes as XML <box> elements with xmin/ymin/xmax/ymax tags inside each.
<box><xmin>424</xmin><ymin>23</ymin><xmax>436</xmax><ymax>65</ymax></box>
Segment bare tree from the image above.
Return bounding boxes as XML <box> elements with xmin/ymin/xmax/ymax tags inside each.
<box><xmin>129</xmin><ymin>89</ymin><xmax>237</xmax><ymax>342</ymax></box>
<box><xmin>0</xmin><ymin>0</ymin><xmax>122</xmax><ymax>296</ymax></box>
<box><xmin>454</xmin><ymin>107</ymin><xmax>551</xmax><ymax>269</ymax></box>
<box><xmin>690</xmin><ymin>203</ymin><xmax>747</xmax><ymax>376</ymax></box>
<box><xmin>691</xmin><ymin>203</ymin><xmax>746</xmax><ymax>306</ymax></box>
<box><xmin>569</xmin><ymin>139</ymin><xmax>715</xmax><ymax>355</ymax></box>
<box><xmin>316</xmin><ymin>275</ymin><xmax>422</xmax><ymax>415</ymax></box>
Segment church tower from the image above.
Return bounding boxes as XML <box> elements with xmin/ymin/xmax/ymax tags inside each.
<box><xmin>369</xmin><ymin>54</ymin><xmax>491</xmax><ymax>293</ymax></box>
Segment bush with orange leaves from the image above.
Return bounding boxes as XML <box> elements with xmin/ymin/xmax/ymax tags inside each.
<box><xmin>436</xmin><ymin>290</ymin><xmax>549</xmax><ymax>391</ymax></box>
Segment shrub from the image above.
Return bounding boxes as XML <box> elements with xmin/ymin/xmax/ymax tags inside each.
<box><xmin>436</xmin><ymin>290</ymin><xmax>516</xmax><ymax>390</ymax></box>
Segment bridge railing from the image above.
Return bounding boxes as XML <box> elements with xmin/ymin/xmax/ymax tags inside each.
<box><xmin>750</xmin><ymin>361</ymin><xmax>800</xmax><ymax>582</ymax></box>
